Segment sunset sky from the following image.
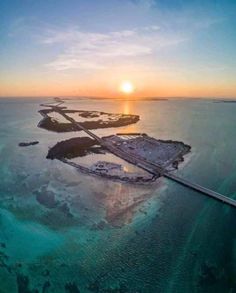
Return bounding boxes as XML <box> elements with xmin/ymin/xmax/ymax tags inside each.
<box><xmin>1</xmin><ymin>0</ymin><xmax>236</xmax><ymax>98</ymax></box>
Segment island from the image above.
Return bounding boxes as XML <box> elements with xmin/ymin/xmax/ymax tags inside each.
<box><xmin>38</xmin><ymin>108</ymin><xmax>139</xmax><ymax>132</ymax></box>
<box><xmin>18</xmin><ymin>141</ymin><xmax>39</xmax><ymax>147</ymax></box>
<box><xmin>46</xmin><ymin>133</ymin><xmax>191</xmax><ymax>184</ymax></box>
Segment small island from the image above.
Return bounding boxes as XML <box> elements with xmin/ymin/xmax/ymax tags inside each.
<box><xmin>18</xmin><ymin>141</ymin><xmax>39</xmax><ymax>147</ymax></box>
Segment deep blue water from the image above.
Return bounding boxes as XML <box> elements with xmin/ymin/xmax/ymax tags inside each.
<box><xmin>0</xmin><ymin>98</ymin><xmax>236</xmax><ymax>292</ymax></box>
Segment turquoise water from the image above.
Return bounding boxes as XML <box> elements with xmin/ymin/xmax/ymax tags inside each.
<box><xmin>0</xmin><ymin>98</ymin><xmax>236</xmax><ymax>292</ymax></box>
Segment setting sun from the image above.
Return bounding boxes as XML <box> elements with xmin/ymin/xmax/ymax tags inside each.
<box><xmin>120</xmin><ymin>81</ymin><xmax>134</xmax><ymax>94</ymax></box>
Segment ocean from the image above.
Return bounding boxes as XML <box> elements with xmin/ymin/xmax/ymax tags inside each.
<box><xmin>0</xmin><ymin>97</ymin><xmax>236</xmax><ymax>292</ymax></box>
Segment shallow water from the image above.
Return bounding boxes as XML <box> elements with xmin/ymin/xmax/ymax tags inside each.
<box><xmin>0</xmin><ymin>97</ymin><xmax>236</xmax><ymax>292</ymax></box>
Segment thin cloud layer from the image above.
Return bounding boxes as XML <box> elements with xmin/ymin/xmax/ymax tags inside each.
<box><xmin>42</xmin><ymin>26</ymin><xmax>186</xmax><ymax>71</ymax></box>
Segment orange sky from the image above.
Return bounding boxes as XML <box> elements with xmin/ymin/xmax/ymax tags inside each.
<box><xmin>1</xmin><ymin>69</ymin><xmax>236</xmax><ymax>98</ymax></box>
<box><xmin>1</xmin><ymin>0</ymin><xmax>236</xmax><ymax>99</ymax></box>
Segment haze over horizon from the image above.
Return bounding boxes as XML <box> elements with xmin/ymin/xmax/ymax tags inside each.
<box><xmin>1</xmin><ymin>0</ymin><xmax>236</xmax><ymax>98</ymax></box>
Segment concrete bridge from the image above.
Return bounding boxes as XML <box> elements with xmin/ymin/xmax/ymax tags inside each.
<box><xmin>164</xmin><ymin>172</ymin><xmax>236</xmax><ymax>207</ymax></box>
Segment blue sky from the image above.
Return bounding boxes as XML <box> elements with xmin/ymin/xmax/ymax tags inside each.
<box><xmin>1</xmin><ymin>0</ymin><xmax>236</xmax><ymax>97</ymax></box>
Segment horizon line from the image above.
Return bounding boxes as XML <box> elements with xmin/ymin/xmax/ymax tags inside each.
<box><xmin>0</xmin><ymin>95</ymin><xmax>236</xmax><ymax>100</ymax></box>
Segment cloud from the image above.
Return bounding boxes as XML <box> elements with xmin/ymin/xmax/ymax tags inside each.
<box><xmin>42</xmin><ymin>26</ymin><xmax>185</xmax><ymax>71</ymax></box>
<box><xmin>130</xmin><ymin>0</ymin><xmax>156</xmax><ymax>9</ymax></box>
<box><xmin>143</xmin><ymin>25</ymin><xmax>161</xmax><ymax>31</ymax></box>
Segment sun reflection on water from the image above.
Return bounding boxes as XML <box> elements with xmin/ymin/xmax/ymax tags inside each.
<box><xmin>123</xmin><ymin>100</ymin><xmax>130</xmax><ymax>115</ymax></box>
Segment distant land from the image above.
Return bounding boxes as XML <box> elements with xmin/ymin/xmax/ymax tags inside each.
<box><xmin>213</xmin><ymin>100</ymin><xmax>236</xmax><ymax>103</ymax></box>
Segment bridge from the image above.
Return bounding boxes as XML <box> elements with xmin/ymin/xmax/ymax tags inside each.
<box><xmin>42</xmin><ymin>102</ymin><xmax>236</xmax><ymax>209</ymax></box>
<box><xmin>164</xmin><ymin>173</ymin><xmax>236</xmax><ymax>207</ymax></box>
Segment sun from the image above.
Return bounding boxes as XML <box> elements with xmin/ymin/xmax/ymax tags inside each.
<box><xmin>120</xmin><ymin>81</ymin><xmax>134</xmax><ymax>94</ymax></box>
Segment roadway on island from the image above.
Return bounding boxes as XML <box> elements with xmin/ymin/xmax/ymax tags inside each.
<box><xmin>42</xmin><ymin>103</ymin><xmax>236</xmax><ymax>209</ymax></box>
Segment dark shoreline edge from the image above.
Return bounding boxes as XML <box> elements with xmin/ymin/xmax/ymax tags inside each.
<box><xmin>47</xmin><ymin>137</ymin><xmax>98</xmax><ymax>159</ymax></box>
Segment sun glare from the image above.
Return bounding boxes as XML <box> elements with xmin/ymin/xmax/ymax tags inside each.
<box><xmin>120</xmin><ymin>81</ymin><xmax>134</xmax><ymax>94</ymax></box>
